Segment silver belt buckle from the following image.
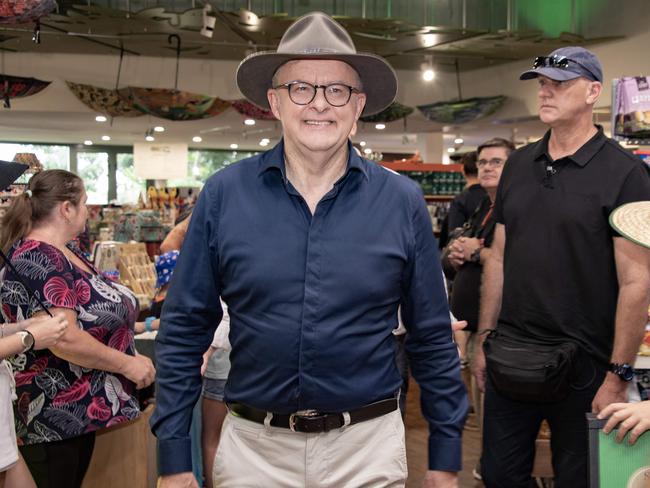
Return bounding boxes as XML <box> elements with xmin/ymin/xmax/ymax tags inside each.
<box><xmin>289</xmin><ymin>409</ymin><xmax>319</xmax><ymax>432</ymax></box>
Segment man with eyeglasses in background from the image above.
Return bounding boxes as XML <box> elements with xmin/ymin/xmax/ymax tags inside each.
<box><xmin>152</xmin><ymin>11</ymin><xmax>467</xmax><ymax>488</ymax></box>
<box><xmin>443</xmin><ymin>137</ymin><xmax>514</xmax><ymax>481</ymax></box>
<box><xmin>472</xmin><ymin>47</ymin><xmax>650</xmax><ymax>487</ymax></box>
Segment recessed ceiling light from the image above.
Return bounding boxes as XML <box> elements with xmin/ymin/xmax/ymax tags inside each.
<box><xmin>359</xmin><ymin>141</ymin><xmax>366</xmax><ymax>147</ymax></box>
<box><xmin>101</xmin><ymin>135</ymin><xmax>110</xmax><ymax>141</ymax></box>
<box><xmin>454</xmin><ymin>137</ymin><xmax>464</xmax><ymax>144</ymax></box>
<box><xmin>244</xmin><ymin>119</ymin><xmax>256</xmax><ymax>126</ymax></box>
<box><xmin>375</xmin><ymin>123</ymin><xmax>386</xmax><ymax>130</ymax></box>
<box><xmin>83</xmin><ymin>140</ymin><xmax>93</xmax><ymax>145</ymax></box>
<box><xmin>153</xmin><ymin>126</ymin><xmax>165</xmax><ymax>132</ymax></box>
<box><xmin>363</xmin><ymin>148</ymin><xmax>372</xmax><ymax>155</ymax></box>
<box><xmin>230</xmin><ymin>143</ymin><xmax>238</xmax><ymax>149</ymax></box>
<box><xmin>95</xmin><ymin>115</ymin><xmax>107</xmax><ymax>122</ymax></box>
<box><xmin>145</xmin><ymin>135</ymin><xmax>155</xmax><ymax>142</ymax></box>
<box><xmin>192</xmin><ymin>136</ymin><xmax>203</xmax><ymax>143</ymax></box>
<box><xmin>259</xmin><ymin>138</ymin><xmax>270</xmax><ymax>146</ymax></box>
<box><xmin>422</xmin><ymin>69</ymin><xmax>435</xmax><ymax>82</ymax></box>
<box><xmin>447</xmin><ymin>147</ymin><xmax>456</xmax><ymax>153</ymax></box>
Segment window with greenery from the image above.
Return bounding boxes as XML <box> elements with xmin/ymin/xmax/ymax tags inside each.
<box><xmin>167</xmin><ymin>150</ymin><xmax>259</xmax><ymax>188</ymax></box>
<box><xmin>116</xmin><ymin>153</ymin><xmax>146</xmax><ymax>205</ymax></box>
<box><xmin>0</xmin><ymin>143</ymin><xmax>69</xmax><ymax>171</ymax></box>
<box><xmin>77</xmin><ymin>152</ymin><xmax>109</xmax><ymax>204</ymax></box>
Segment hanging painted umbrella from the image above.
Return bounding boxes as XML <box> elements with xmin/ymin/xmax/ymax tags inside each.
<box><xmin>122</xmin><ymin>87</ymin><xmax>231</xmax><ymax>121</ymax></box>
<box><xmin>360</xmin><ymin>101</ymin><xmax>413</xmax><ymax>123</ymax></box>
<box><xmin>0</xmin><ymin>74</ymin><xmax>51</xmax><ymax>108</ymax></box>
<box><xmin>230</xmin><ymin>99</ymin><xmax>276</xmax><ymax>121</ymax></box>
<box><xmin>0</xmin><ymin>0</ymin><xmax>56</xmax><ymax>24</ymax></box>
<box><xmin>418</xmin><ymin>96</ymin><xmax>506</xmax><ymax>124</ymax></box>
<box><xmin>66</xmin><ymin>81</ymin><xmax>142</xmax><ymax>117</ymax></box>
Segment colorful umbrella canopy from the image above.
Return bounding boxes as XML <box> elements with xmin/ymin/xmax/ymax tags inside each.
<box><xmin>1</xmin><ymin>74</ymin><xmax>51</xmax><ymax>108</ymax></box>
<box><xmin>0</xmin><ymin>0</ymin><xmax>56</xmax><ymax>24</ymax></box>
<box><xmin>360</xmin><ymin>101</ymin><xmax>413</xmax><ymax>123</ymax></box>
<box><xmin>418</xmin><ymin>96</ymin><xmax>506</xmax><ymax>124</ymax></box>
<box><xmin>123</xmin><ymin>87</ymin><xmax>231</xmax><ymax>121</ymax></box>
<box><xmin>230</xmin><ymin>99</ymin><xmax>276</xmax><ymax>121</ymax></box>
<box><xmin>66</xmin><ymin>81</ymin><xmax>142</xmax><ymax>118</ymax></box>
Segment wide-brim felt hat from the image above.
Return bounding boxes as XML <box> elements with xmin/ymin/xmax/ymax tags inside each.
<box><xmin>236</xmin><ymin>11</ymin><xmax>397</xmax><ymax>116</ymax></box>
<box><xmin>609</xmin><ymin>201</ymin><xmax>650</xmax><ymax>249</ymax></box>
<box><xmin>0</xmin><ymin>160</ymin><xmax>28</xmax><ymax>189</ymax></box>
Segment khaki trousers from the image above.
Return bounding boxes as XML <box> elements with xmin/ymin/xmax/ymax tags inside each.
<box><xmin>213</xmin><ymin>409</ymin><xmax>407</xmax><ymax>488</ymax></box>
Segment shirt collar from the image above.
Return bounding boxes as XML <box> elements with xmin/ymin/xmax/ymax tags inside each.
<box><xmin>257</xmin><ymin>139</ymin><xmax>369</xmax><ymax>181</ymax></box>
<box><xmin>533</xmin><ymin>125</ymin><xmax>607</xmax><ymax>167</ymax></box>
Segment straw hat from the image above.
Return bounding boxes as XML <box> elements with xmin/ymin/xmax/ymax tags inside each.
<box><xmin>236</xmin><ymin>11</ymin><xmax>397</xmax><ymax>116</ymax></box>
<box><xmin>609</xmin><ymin>201</ymin><xmax>650</xmax><ymax>249</ymax></box>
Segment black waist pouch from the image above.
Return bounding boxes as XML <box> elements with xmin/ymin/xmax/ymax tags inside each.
<box><xmin>483</xmin><ymin>330</ymin><xmax>578</xmax><ymax>403</ymax></box>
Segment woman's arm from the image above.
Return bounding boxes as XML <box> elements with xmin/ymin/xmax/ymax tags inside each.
<box><xmin>0</xmin><ymin>321</ymin><xmax>28</xmax><ymax>338</ymax></box>
<box><xmin>0</xmin><ymin>314</ymin><xmax>68</xmax><ymax>359</ymax></box>
<box><xmin>0</xmin><ymin>334</ymin><xmax>27</xmax><ymax>360</ymax></box>
<box><xmin>41</xmin><ymin>308</ymin><xmax>155</xmax><ymax>389</ymax></box>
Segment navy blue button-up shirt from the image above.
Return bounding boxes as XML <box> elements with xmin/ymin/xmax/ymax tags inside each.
<box><xmin>151</xmin><ymin>140</ymin><xmax>467</xmax><ymax>474</ymax></box>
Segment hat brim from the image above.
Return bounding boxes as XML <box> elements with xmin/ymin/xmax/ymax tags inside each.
<box><xmin>519</xmin><ymin>67</ymin><xmax>581</xmax><ymax>82</ymax></box>
<box><xmin>609</xmin><ymin>201</ymin><xmax>650</xmax><ymax>249</ymax></box>
<box><xmin>0</xmin><ymin>160</ymin><xmax>28</xmax><ymax>190</ymax></box>
<box><xmin>236</xmin><ymin>51</ymin><xmax>397</xmax><ymax>116</ymax></box>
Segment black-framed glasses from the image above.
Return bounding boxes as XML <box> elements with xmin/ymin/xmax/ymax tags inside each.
<box><xmin>477</xmin><ymin>158</ymin><xmax>505</xmax><ymax>168</ymax></box>
<box><xmin>533</xmin><ymin>55</ymin><xmax>598</xmax><ymax>81</ymax></box>
<box><xmin>273</xmin><ymin>81</ymin><xmax>361</xmax><ymax>107</ymax></box>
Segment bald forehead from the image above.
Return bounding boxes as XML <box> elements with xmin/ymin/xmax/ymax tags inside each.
<box><xmin>273</xmin><ymin>59</ymin><xmax>362</xmax><ymax>88</ymax></box>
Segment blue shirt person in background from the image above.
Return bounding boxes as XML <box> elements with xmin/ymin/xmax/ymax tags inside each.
<box><xmin>151</xmin><ymin>11</ymin><xmax>467</xmax><ymax>488</ymax></box>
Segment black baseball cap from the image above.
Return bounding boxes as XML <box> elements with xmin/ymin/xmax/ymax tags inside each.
<box><xmin>0</xmin><ymin>160</ymin><xmax>28</xmax><ymax>190</ymax></box>
<box><xmin>520</xmin><ymin>46</ymin><xmax>603</xmax><ymax>83</ymax></box>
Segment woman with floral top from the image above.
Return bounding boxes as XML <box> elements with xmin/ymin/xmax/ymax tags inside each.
<box><xmin>0</xmin><ymin>170</ymin><xmax>155</xmax><ymax>488</ymax></box>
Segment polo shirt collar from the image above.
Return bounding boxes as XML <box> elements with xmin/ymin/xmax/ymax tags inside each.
<box><xmin>257</xmin><ymin>139</ymin><xmax>369</xmax><ymax>181</ymax></box>
<box><xmin>533</xmin><ymin>125</ymin><xmax>607</xmax><ymax>167</ymax></box>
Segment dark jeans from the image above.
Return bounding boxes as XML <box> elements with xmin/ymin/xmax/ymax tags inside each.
<box><xmin>20</xmin><ymin>432</ymin><xmax>96</xmax><ymax>488</ymax></box>
<box><xmin>481</xmin><ymin>352</ymin><xmax>605</xmax><ymax>488</ymax></box>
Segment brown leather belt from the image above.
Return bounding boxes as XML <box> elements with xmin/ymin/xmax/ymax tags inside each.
<box><xmin>227</xmin><ymin>398</ymin><xmax>398</xmax><ymax>433</ymax></box>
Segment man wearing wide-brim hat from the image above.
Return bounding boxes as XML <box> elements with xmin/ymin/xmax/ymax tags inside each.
<box><xmin>152</xmin><ymin>11</ymin><xmax>466</xmax><ymax>488</ymax></box>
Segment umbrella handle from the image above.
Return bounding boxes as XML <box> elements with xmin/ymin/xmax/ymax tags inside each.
<box><xmin>168</xmin><ymin>34</ymin><xmax>181</xmax><ymax>91</ymax></box>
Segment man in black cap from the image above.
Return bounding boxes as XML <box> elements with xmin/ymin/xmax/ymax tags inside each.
<box><xmin>152</xmin><ymin>11</ymin><xmax>466</xmax><ymax>488</ymax></box>
<box><xmin>473</xmin><ymin>46</ymin><xmax>650</xmax><ymax>487</ymax></box>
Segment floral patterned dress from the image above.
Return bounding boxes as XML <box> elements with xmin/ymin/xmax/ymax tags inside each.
<box><xmin>0</xmin><ymin>239</ymin><xmax>140</xmax><ymax>445</ymax></box>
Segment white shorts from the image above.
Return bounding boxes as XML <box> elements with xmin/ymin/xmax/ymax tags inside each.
<box><xmin>0</xmin><ymin>360</ymin><xmax>18</xmax><ymax>472</ymax></box>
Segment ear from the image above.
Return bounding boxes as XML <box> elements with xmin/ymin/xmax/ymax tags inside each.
<box><xmin>353</xmin><ymin>93</ymin><xmax>367</xmax><ymax>121</ymax></box>
<box><xmin>59</xmin><ymin>200</ymin><xmax>73</xmax><ymax>220</ymax></box>
<box><xmin>267</xmin><ymin>88</ymin><xmax>282</xmax><ymax>121</ymax></box>
<box><xmin>586</xmin><ymin>81</ymin><xmax>602</xmax><ymax>105</ymax></box>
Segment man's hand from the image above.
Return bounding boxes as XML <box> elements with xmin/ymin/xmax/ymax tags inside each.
<box><xmin>591</xmin><ymin>374</ymin><xmax>628</xmax><ymax>414</ymax></box>
<box><xmin>446</xmin><ymin>240</ymin><xmax>465</xmax><ymax>269</ymax></box>
<box><xmin>201</xmin><ymin>346</ymin><xmax>217</xmax><ymax>376</ymax></box>
<box><xmin>157</xmin><ymin>472</ymin><xmax>199</xmax><ymax>488</ymax></box>
<box><xmin>451</xmin><ymin>320</ymin><xmax>467</xmax><ymax>332</ymax></box>
<box><xmin>457</xmin><ymin>237</ymin><xmax>482</xmax><ymax>261</ymax></box>
<box><xmin>421</xmin><ymin>470</ymin><xmax>458</xmax><ymax>488</ymax></box>
<box><xmin>598</xmin><ymin>401</ymin><xmax>650</xmax><ymax>445</ymax></box>
<box><xmin>471</xmin><ymin>343</ymin><xmax>487</xmax><ymax>392</ymax></box>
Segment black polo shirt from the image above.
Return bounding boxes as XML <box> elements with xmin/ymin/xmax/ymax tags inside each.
<box><xmin>493</xmin><ymin>127</ymin><xmax>650</xmax><ymax>364</ymax></box>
